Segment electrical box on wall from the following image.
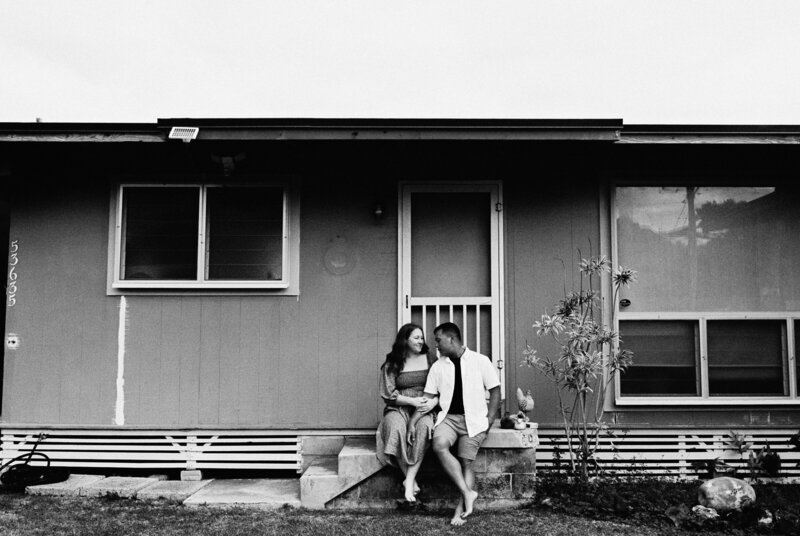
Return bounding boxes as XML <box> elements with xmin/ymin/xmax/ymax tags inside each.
<box><xmin>6</xmin><ymin>333</ymin><xmax>20</xmax><ymax>350</ymax></box>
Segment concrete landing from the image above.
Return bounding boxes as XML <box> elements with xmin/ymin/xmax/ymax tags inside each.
<box><xmin>26</xmin><ymin>474</ymin><xmax>105</xmax><ymax>496</ymax></box>
<box><xmin>137</xmin><ymin>479</ymin><xmax>212</xmax><ymax>502</ymax></box>
<box><xmin>80</xmin><ymin>476</ymin><xmax>160</xmax><ymax>498</ymax></box>
<box><xmin>183</xmin><ymin>478</ymin><xmax>301</xmax><ymax>509</ymax></box>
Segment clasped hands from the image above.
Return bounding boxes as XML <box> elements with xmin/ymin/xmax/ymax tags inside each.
<box><xmin>414</xmin><ymin>396</ymin><xmax>436</xmax><ymax>414</ymax></box>
<box><xmin>406</xmin><ymin>396</ymin><xmax>436</xmax><ymax>445</ymax></box>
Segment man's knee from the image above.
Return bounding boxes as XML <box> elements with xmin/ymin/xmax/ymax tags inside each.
<box><xmin>432</xmin><ymin>436</ymin><xmax>450</xmax><ymax>453</ymax></box>
<box><xmin>459</xmin><ymin>457</ymin><xmax>474</xmax><ymax>470</ymax></box>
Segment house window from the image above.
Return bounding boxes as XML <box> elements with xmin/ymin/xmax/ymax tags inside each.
<box><xmin>619</xmin><ymin>320</ymin><xmax>700</xmax><ymax>397</ymax></box>
<box><xmin>615</xmin><ymin>186</ymin><xmax>800</xmax><ymax>404</ymax></box>
<box><xmin>113</xmin><ymin>184</ymin><xmax>290</xmax><ymax>289</ymax></box>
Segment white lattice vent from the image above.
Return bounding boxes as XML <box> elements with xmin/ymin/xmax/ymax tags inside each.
<box><xmin>1</xmin><ymin>429</ymin><xmax>302</xmax><ymax>472</ymax></box>
<box><xmin>536</xmin><ymin>427</ymin><xmax>800</xmax><ymax>480</ymax></box>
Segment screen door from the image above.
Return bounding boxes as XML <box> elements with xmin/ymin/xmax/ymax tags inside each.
<box><xmin>399</xmin><ymin>183</ymin><xmax>505</xmax><ymax>396</ymax></box>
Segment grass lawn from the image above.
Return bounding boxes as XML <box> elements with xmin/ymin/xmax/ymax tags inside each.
<box><xmin>4</xmin><ymin>479</ymin><xmax>800</xmax><ymax>535</ymax></box>
<box><xmin>0</xmin><ymin>491</ymin><xmax>692</xmax><ymax>536</ymax></box>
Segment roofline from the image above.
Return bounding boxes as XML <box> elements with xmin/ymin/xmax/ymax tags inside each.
<box><xmin>620</xmin><ymin>124</ymin><xmax>800</xmax><ymax>144</ymax></box>
<box><xmin>155</xmin><ymin>117</ymin><xmax>623</xmax><ymax>142</ymax></box>
<box><xmin>0</xmin><ymin>118</ymin><xmax>622</xmax><ymax>142</ymax></box>
<box><xmin>0</xmin><ymin>119</ymin><xmax>799</xmax><ymax>143</ymax></box>
<box><xmin>0</xmin><ymin>122</ymin><xmax>162</xmax><ymax>143</ymax></box>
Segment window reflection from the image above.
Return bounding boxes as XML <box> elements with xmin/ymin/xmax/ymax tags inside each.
<box><xmin>617</xmin><ymin>186</ymin><xmax>800</xmax><ymax>312</ymax></box>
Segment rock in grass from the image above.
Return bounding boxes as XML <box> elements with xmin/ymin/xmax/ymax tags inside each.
<box><xmin>692</xmin><ymin>505</ymin><xmax>719</xmax><ymax>520</ymax></box>
<box><xmin>697</xmin><ymin>477</ymin><xmax>756</xmax><ymax>512</ymax></box>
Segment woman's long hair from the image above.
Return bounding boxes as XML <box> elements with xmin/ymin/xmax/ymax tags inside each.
<box><xmin>383</xmin><ymin>323</ymin><xmax>429</xmax><ymax>376</ymax></box>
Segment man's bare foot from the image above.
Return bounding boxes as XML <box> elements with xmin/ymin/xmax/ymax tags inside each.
<box><xmin>403</xmin><ymin>478</ymin><xmax>416</xmax><ymax>502</ymax></box>
<box><xmin>460</xmin><ymin>489</ymin><xmax>479</xmax><ymax>519</ymax></box>
<box><xmin>451</xmin><ymin>500</ymin><xmax>466</xmax><ymax>526</ymax></box>
<box><xmin>450</xmin><ymin>515</ymin><xmax>466</xmax><ymax>526</ymax></box>
<box><xmin>413</xmin><ymin>481</ymin><xmax>420</xmax><ymax>495</ymax></box>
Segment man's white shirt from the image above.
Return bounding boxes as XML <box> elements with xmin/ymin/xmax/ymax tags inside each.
<box><xmin>424</xmin><ymin>348</ymin><xmax>501</xmax><ymax>437</ymax></box>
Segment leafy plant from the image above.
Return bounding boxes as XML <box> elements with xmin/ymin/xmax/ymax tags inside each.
<box><xmin>724</xmin><ymin>430</ymin><xmax>753</xmax><ymax>455</ymax></box>
<box><xmin>691</xmin><ymin>457</ymin><xmax>736</xmax><ymax>479</ymax></box>
<box><xmin>521</xmin><ymin>255</ymin><xmax>636</xmax><ymax>480</ymax></box>
<box><xmin>749</xmin><ymin>442</ymin><xmax>781</xmax><ymax>478</ymax></box>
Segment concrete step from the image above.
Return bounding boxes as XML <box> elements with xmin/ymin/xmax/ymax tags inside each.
<box><xmin>338</xmin><ymin>437</ymin><xmax>382</xmax><ymax>484</ymax></box>
<box><xmin>299</xmin><ymin>456</ymin><xmax>340</xmax><ymax>509</ymax></box>
<box><xmin>300</xmin><ymin>437</ymin><xmax>384</xmax><ymax>509</ymax></box>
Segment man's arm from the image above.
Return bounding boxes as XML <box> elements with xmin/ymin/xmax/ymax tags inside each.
<box><xmin>486</xmin><ymin>386</ymin><xmax>501</xmax><ymax>429</ymax></box>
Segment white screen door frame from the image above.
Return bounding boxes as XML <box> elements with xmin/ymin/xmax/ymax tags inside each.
<box><xmin>398</xmin><ymin>182</ymin><xmax>505</xmax><ymax>398</ymax></box>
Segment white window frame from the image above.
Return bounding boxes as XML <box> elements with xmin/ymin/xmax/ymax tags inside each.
<box><xmin>611</xmin><ymin>184</ymin><xmax>800</xmax><ymax>406</ymax></box>
<box><xmin>112</xmin><ymin>183</ymin><xmax>291</xmax><ymax>290</ymax></box>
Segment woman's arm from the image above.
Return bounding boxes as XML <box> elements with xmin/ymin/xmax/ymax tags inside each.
<box><xmin>406</xmin><ymin>395</ymin><xmax>439</xmax><ymax>444</ymax></box>
<box><xmin>391</xmin><ymin>394</ymin><xmax>424</xmax><ymax>407</ymax></box>
<box><xmin>406</xmin><ymin>411</ymin><xmax>423</xmax><ymax>444</ymax></box>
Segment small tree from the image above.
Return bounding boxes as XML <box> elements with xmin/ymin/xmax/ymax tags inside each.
<box><xmin>522</xmin><ymin>256</ymin><xmax>636</xmax><ymax>480</ymax></box>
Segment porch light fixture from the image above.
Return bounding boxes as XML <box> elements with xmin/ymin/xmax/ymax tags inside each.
<box><xmin>373</xmin><ymin>203</ymin><xmax>385</xmax><ymax>221</ymax></box>
<box><xmin>168</xmin><ymin>127</ymin><xmax>199</xmax><ymax>143</ymax></box>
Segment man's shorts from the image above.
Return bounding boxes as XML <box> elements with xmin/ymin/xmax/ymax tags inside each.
<box><xmin>432</xmin><ymin>414</ymin><xmax>487</xmax><ymax>461</ymax></box>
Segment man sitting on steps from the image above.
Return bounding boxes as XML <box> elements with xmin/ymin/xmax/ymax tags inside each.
<box><xmin>423</xmin><ymin>322</ymin><xmax>501</xmax><ymax>526</ymax></box>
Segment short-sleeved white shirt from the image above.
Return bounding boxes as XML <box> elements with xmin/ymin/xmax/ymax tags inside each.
<box><xmin>424</xmin><ymin>347</ymin><xmax>501</xmax><ymax>437</ymax></box>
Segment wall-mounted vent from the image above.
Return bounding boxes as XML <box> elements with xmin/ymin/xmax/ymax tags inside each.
<box><xmin>168</xmin><ymin>127</ymin><xmax>200</xmax><ymax>143</ymax></box>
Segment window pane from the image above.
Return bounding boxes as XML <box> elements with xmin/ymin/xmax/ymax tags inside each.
<box><xmin>617</xmin><ymin>186</ymin><xmax>800</xmax><ymax>312</ymax></box>
<box><xmin>707</xmin><ymin>320</ymin><xmax>786</xmax><ymax>396</ymax></box>
<box><xmin>206</xmin><ymin>187</ymin><xmax>284</xmax><ymax>281</ymax></box>
<box><xmin>411</xmin><ymin>192</ymin><xmax>491</xmax><ymax>297</ymax></box>
<box><xmin>122</xmin><ymin>187</ymin><xmax>199</xmax><ymax>280</ymax></box>
<box><xmin>620</xmin><ymin>321</ymin><xmax>700</xmax><ymax>396</ymax></box>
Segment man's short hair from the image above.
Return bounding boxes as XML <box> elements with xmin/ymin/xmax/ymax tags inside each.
<box><xmin>434</xmin><ymin>322</ymin><xmax>462</xmax><ymax>342</ymax></box>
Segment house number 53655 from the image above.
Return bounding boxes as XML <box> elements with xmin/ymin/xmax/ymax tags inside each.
<box><xmin>7</xmin><ymin>240</ymin><xmax>18</xmax><ymax>307</ymax></box>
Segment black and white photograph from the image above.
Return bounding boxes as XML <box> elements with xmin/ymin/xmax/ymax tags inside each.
<box><xmin>1</xmin><ymin>2</ymin><xmax>800</xmax><ymax>534</ymax></box>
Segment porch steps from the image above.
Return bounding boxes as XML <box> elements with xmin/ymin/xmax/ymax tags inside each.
<box><xmin>299</xmin><ymin>437</ymin><xmax>383</xmax><ymax>509</ymax></box>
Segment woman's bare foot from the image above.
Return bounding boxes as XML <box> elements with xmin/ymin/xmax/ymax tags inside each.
<box><xmin>450</xmin><ymin>500</ymin><xmax>466</xmax><ymax>526</ymax></box>
<box><xmin>413</xmin><ymin>481</ymin><xmax>420</xmax><ymax>495</ymax></box>
<box><xmin>403</xmin><ymin>478</ymin><xmax>416</xmax><ymax>502</ymax></box>
<box><xmin>460</xmin><ymin>489</ymin><xmax>479</xmax><ymax>519</ymax></box>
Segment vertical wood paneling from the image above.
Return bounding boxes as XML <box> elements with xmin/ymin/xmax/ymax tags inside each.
<box><xmin>158</xmin><ymin>298</ymin><xmax>183</xmax><ymax>425</ymax></box>
<box><xmin>2</xmin><ymin>184</ymin><xmax>120</xmax><ymax>425</ymax></box>
<box><xmin>217</xmin><ymin>299</ymin><xmax>241</xmax><ymax>425</ymax></box>
<box><xmin>198</xmin><ymin>298</ymin><xmax>222</xmax><ymax>424</ymax></box>
<box><xmin>257</xmin><ymin>300</ymin><xmax>281</xmax><ymax>425</ymax></box>
<box><xmin>508</xmin><ymin>180</ymin><xmax>602</xmax><ymax>426</ymax></box>
<box><xmin>125</xmin><ymin>298</ymin><xmax>162</xmax><ymax>424</ymax></box>
<box><xmin>4</xmin><ymin>176</ymin><xmax>402</xmax><ymax>429</ymax></box>
<box><xmin>6</xmin><ymin>192</ymin><xmax>48</xmax><ymax>423</ymax></box>
<box><xmin>238</xmin><ymin>298</ymin><xmax>262</xmax><ymax>424</ymax></box>
<box><xmin>312</xmin><ymin>241</ymin><xmax>341</xmax><ymax>427</ymax></box>
<box><xmin>177</xmin><ymin>298</ymin><xmax>202</xmax><ymax>426</ymax></box>
<box><xmin>277</xmin><ymin>298</ymin><xmax>300</xmax><ymax>426</ymax></box>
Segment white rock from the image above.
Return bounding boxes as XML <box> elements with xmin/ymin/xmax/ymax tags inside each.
<box><xmin>692</xmin><ymin>504</ymin><xmax>719</xmax><ymax>520</ymax></box>
<box><xmin>697</xmin><ymin>477</ymin><xmax>756</xmax><ymax>512</ymax></box>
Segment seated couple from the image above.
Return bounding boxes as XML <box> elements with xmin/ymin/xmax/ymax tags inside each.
<box><xmin>377</xmin><ymin>322</ymin><xmax>501</xmax><ymax>525</ymax></box>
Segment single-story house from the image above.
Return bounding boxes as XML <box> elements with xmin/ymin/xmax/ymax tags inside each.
<box><xmin>1</xmin><ymin>119</ymin><xmax>799</xmax><ymax>493</ymax></box>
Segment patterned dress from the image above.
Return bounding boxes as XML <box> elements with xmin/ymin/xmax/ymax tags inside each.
<box><xmin>376</xmin><ymin>364</ymin><xmax>436</xmax><ymax>467</ymax></box>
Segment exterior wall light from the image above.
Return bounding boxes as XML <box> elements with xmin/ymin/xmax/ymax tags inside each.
<box><xmin>168</xmin><ymin>127</ymin><xmax>199</xmax><ymax>143</ymax></box>
<box><xmin>373</xmin><ymin>203</ymin><xmax>385</xmax><ymax>221</ymax></box>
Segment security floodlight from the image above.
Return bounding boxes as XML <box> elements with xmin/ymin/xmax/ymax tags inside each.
<box><xmin>169</xmin><ymin>127</ymin><xmax>199</xmax><ymax>143</ymax></box>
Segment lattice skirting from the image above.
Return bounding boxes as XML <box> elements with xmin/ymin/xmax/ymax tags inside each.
<box><xmin>0</xmin><ymin>428</ymin><xmax>302</xmax><ymax>472</ymax></box>
<box><xmin>536</xmin><ymin>427</ymin><xmax>800</xmax><ymax>480</ymax></box>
